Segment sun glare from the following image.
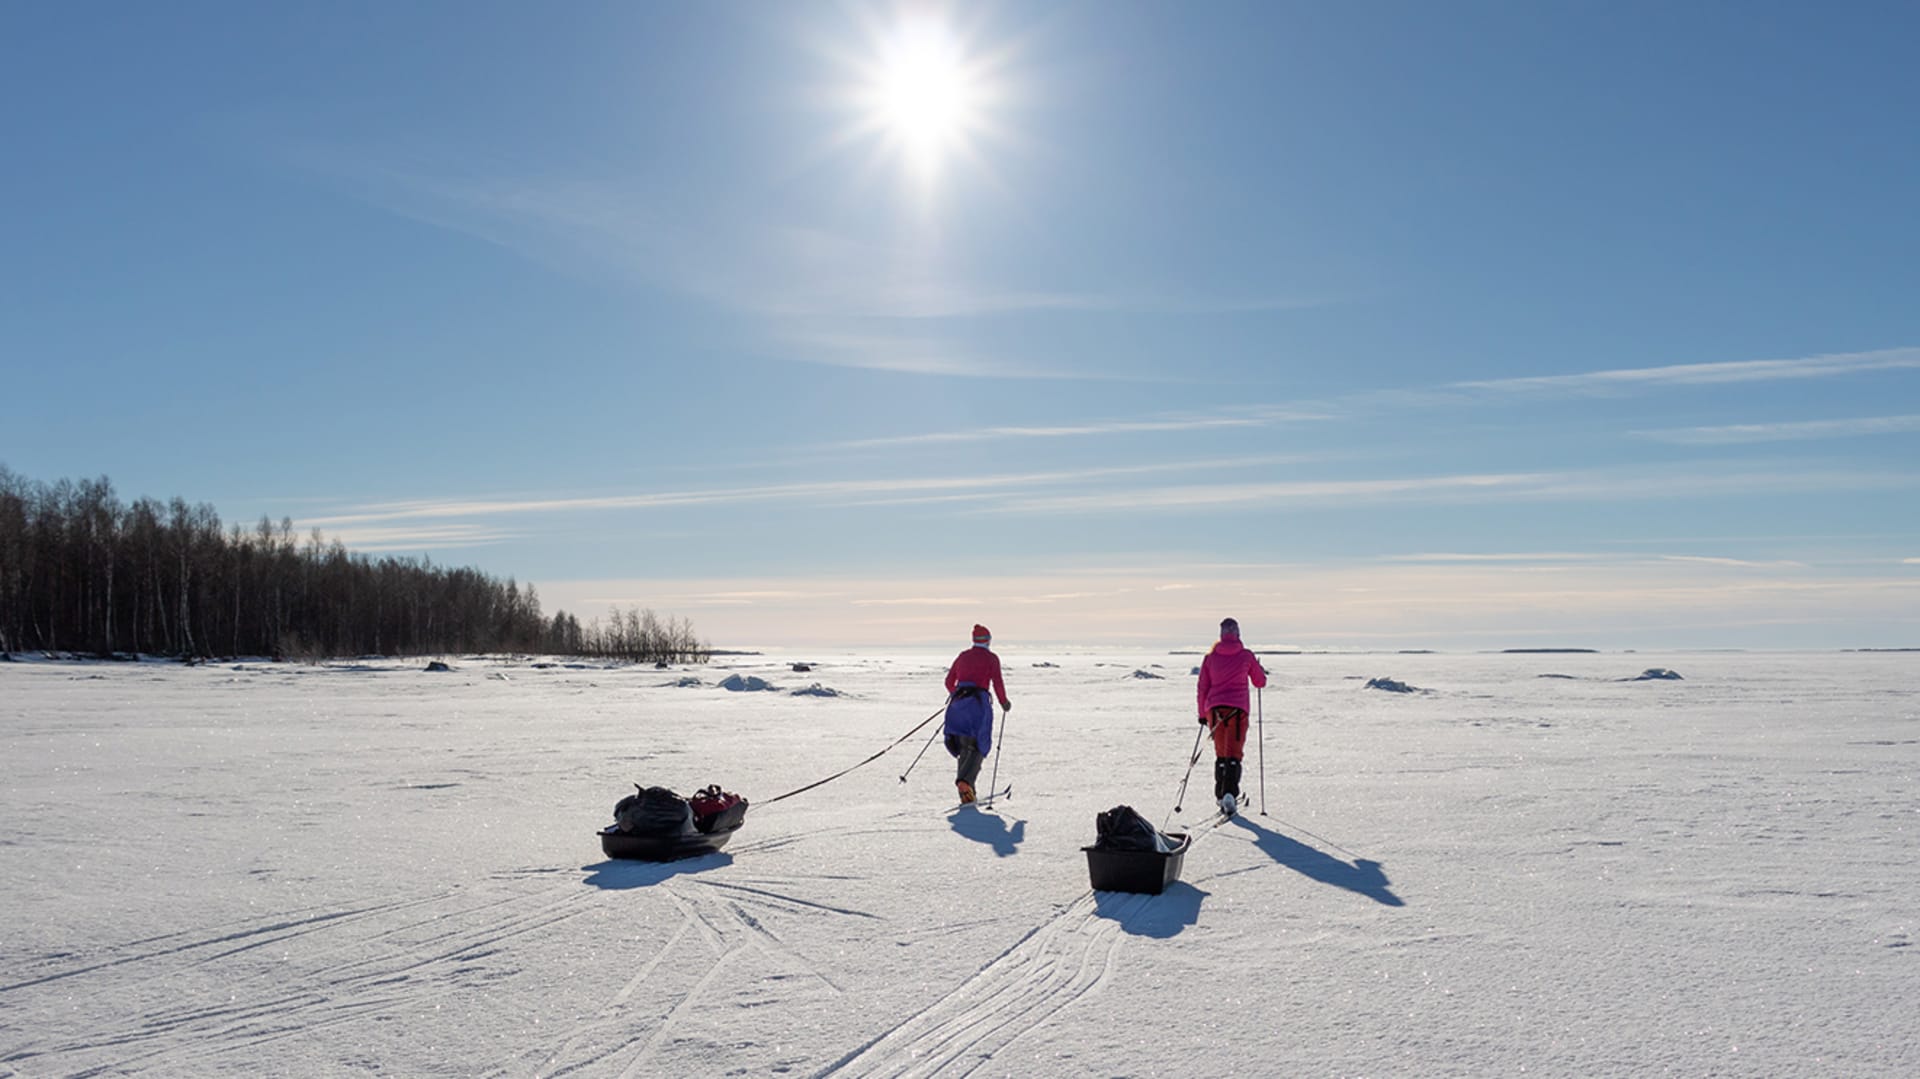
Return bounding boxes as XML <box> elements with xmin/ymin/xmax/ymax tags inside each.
<box><xmin>860</xmin><ymin>17</ymin><xmax>984</xmax><ymax>177</ymax></box>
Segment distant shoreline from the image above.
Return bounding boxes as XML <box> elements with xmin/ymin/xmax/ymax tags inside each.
<box><xmin>1499</xmin><ymin>648</ymin><xmax>1600</xmax><ymax>654</ymax></box>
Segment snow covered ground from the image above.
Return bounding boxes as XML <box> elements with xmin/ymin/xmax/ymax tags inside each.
<box><xmin>2</xmin><ymin>649</ymin><xmax>1915</xmax><ymax>1076</ymax></box>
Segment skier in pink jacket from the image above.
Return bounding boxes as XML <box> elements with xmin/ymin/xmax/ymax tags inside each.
<box><xmin>1196</xmin><ymin>617</ymin><xmax>1267</xmax><ymax>815</ymax></box>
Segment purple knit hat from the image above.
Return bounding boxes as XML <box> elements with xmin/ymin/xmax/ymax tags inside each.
<box><xmin>1220</xmin><ymin>617</ymin><xmax>1240</xmax><ymax>640</ymax></box>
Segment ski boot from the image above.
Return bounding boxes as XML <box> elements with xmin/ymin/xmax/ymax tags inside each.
<box><xmin>957</xmin><ymin>780</ymin><xmax>976</xmax><ymax>804</ymax></box>
<box><xmin>1215</xmin><ymin>758</ymin><xmax>1243</xmax><ymax>816</ymax></box>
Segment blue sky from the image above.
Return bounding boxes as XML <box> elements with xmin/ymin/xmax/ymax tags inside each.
<box><xmin>4</xmin><ymin>1</ymin><xmax>1917</xmax><ymax>649</ymax></box>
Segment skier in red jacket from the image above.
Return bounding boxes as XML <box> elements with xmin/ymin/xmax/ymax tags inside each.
<box><xmin>943</xmin><ymin>624</ymin><xmax>1011</xmax><ymax>803</ymax></box>
<box><xmin>1196</xmin><ymin>617</ymin><xmax>1266</xmax><ymax>815</ymax></box>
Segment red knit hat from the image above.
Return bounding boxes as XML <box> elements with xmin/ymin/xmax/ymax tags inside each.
<box><xmin>972</xmin><ymin>624</ymin><xmax>992</xmax><ymax>645</ymax></box>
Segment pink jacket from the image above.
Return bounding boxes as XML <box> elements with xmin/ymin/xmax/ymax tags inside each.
<box><xmin>1197</xmin><ymin>638</ymin><xmax>1267</xmax><ymax>716</ymax></box>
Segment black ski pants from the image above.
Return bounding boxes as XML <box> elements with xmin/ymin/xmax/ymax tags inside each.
<box><xmin>947</xmin><ymin>735</ymin><xmax>983</xmax><ymax>787</ymax></box>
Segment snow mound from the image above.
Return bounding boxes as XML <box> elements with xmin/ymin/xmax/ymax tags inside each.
<box><xmin>1628</xmin><ymin>668</ymin><xmax>1684</xmax><ymax>681</ymax></box>
<box><xmin>1032</xmin><ymin>661</ymin><xmax>1059</xmax><ymax>668</ymax></box>
<box><xmin>718</xmin><ymin>674</ymin><xmax>778</xmax><ymax>692</ymax></box>
<box><xmin>1130</xmin><ymin>669</ymin><xmax>1165</xmax><ymax>680</ymax></box>
<box><xmin>1190</xmin><ymin>666</ymin><xmax>1201</xmax><ymax>676</ymax></box>
<box><xmin>790</xmin><ymin>662</ymin><xmax>813</xmax><ymax>672</ymax></box>
<box><xmin>424</xmin><ymin>661</ymin><xmax>453</xmax><ymax>673</ymax></box>
<box><xmin>790</xmin><ymin>682</ymin><xmax>842</xmax><ymax>698</ymax></box>
<box><xmin>666</xmin><ymin>676</ymin><xmax>703</xmax><ymax>688</ymax></box>
<box><xmin>1365</xmin><ymin>676</ymin><xmax>1420</xmax><ymax>693</ymax></box>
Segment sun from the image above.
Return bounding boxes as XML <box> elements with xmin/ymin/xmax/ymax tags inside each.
<box><xmin>857</xmin><ymin>16</ymin><xmax>988</xmax><ymax>178</ymax></box>
<box><xmin>812</xmin><ymin>6</ymin><xmax>1020</xmax><ymax>195</ymax></box>
<box><xmin>872</xmin><ymin>23</ymin><xmax>971</xmax><ymax>153</ymax></box>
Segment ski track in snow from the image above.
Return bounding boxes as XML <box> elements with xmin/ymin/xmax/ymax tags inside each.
<box><xmin>533</xmin><ymin>876</ymin><xmax>861</xmax><ymax>1078</ymax></box>
<box><xmin>814</xmin><ymin>890</ymin><xmax>1123</xmax><ymax>1079</ymax></box>
<box><xmin>2</xmin><ymin>869</ymin><xmax>870</xmax><ymax>1078</ymax></box>
<box><xmin>0</xmin><ymin>880</ymin><xmax>601</xmax><ymax>1075</ymax></box>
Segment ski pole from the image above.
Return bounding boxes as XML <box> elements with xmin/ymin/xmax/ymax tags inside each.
<box><xmin>1257</xmin><ymin>685</ymin><xmax>1267</xmax><ymax>816</ymax></box>
<box><xmin>899</xmin><ymin>722</ymin><xmax>945</xmax><ymax>782</ymax></box>
<box><xmin>984</xmin><ymin>700</ymin><xmax>1007</xmax><ymax>800</ymax></box>
<box><xmin>1171</xmin><ymin>722</ymin><xmax>1207</xmax><ymax>816</ymax></box>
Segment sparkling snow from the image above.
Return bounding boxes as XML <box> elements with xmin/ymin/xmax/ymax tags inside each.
<box><xmin>2</xmin><ymin>651</ymin><xmax>1915</xmax><ymax>1075</ymax></box>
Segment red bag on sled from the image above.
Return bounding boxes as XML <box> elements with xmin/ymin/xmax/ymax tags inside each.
<box><xmin>689</xmin><ymin>784</ymin><xmax>748</xmax><ymax>834</ymax></box>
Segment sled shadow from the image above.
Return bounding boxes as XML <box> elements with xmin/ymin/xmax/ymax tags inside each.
<box><xmin>1230</xmin><ymin>817</ymin><xmax>1404</xmax><ymax>907</ymax></box>
<box><xmin>948</xmin><ymin>806</ymin><xmax>1026</xmax><ymax>856</ymax></box>
<box><xmin>580</xmin><ymin>853</ymin><xmax>734</xmax><ymax>890</ymax></box>
<box><xmin>1092</xmin><ymin>882</ymin><xmax>1207</xmax><ymax>938</ymax></box>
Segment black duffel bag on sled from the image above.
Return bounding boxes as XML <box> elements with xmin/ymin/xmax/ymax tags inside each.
<box><xmin>1083</xmin><ymin>804</ymin><xmax>1189</xmax><ymax>894</ymax></box>
<box><xmin>600</xmin><ymin>782</ymin><xmax>749</xmax><ymax>861</ymax></box>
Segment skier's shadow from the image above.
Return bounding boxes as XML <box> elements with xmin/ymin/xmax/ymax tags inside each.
<box><xmin>948</xmin><ymin>806</ymin><xmax>1026</xmax><ymax>856</ymax></box>
<box><xmin>580</xmin><ymin>853</ymin><xmax>734</xmax><ymax>890</ymax></box>
<box><xmin>1230</xmin><ymin>816</ymin><xmax>1404</xmax><ymax>906</ymax></box>
<box><xmin>1092</xmin><ymin>882</ymin><xmax>1207</xmax><ymax>938</ymax></box>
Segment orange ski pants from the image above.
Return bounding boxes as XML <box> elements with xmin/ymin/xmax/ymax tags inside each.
<box><xmin>1208</xmin><ymin>706</ymin><xmax>1249</xmax><ymax>759</ymax></box>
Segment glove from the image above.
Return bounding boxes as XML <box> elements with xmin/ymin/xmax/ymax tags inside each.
<box><xmin>1197</xmin><ymin>714</ymin><xmax>1209</xmax><ymax>726</ymax></box>
<box><xmin>1001</xmin><ymin>700</ymin><xmax>1012</xmax><ymax>712</ymax></box>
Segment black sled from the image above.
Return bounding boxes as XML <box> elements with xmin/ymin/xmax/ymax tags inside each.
<box><xmin>1082</xmin><ymin>804</ymin><xmax>1190</xmax><ymax>895</ymax></box>
<box><xmin>599</xmin><ymin>783</ymin><xmax>748</xmax><ymax>861</ymax></box>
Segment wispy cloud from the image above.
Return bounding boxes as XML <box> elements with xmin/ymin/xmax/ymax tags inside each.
<box><xmin>803</xmin><ymin>344</ymin><xmax>1920</xmax><ymax>454</ymax></box>
<box><xmin>296</xmin><ymin>457</ymin><xmax>1301</xmax><ymax>529</ymax></box>
<box><xmin>293</xmin><ymin>152</ymin><xmax>697</xmax><ymax>294</ymax></box>
<box><xmin>1384</xmin><ymin>552</ymin><xmax>1614</xmax><ymax>563</ymax></box>
<box><xmin>991</xmin><ymin>465</ymin><xmax>1919</xmax><ymax>515</ymax></box>
<box><xmin>761</xmin><ymin>228</ymin><xmax>1335</xmax><ymax>318</ymax></box>
<box><xmin>1454</xmin><ymin>347</ymin><xmax>1920</xmax><ymax>396</ymax></box>
<box><xmin>1383</xmin><ymin>551</ymin><xmax>1808</xmax><ymax>570</ymax></box>
<box><xmin>1658</xmin><ymin>555</ymin><xmax>1807</xmax><ymax>569</ymax></box>
<box><xmin>299</xmin><ymin>475</ymin><xmax>1035</xmax><ymax>527</ymax></box>
<box><xmin>310</xmin><ymin>523</ymin><xmax>516</xmax><ymax>552</ymax></box>
<box><xmin>994</xmin><ymin>471</ymin><xmax>1555</xmax><ymax>513</ymax></box>
<box><xmin>294</xmin><ymin>147</ymin><xmax>1324</xmax><ymax>383</ymax></box>
<box><xmin>1633</xmin><ymin>414</ymin><xmax>1920</xmax><ymax>445</ymax></box>
<box><xmin>830</xmin><ymin>408</ymin><xmax>1331</xmax><ymax>449</ymax></box>
<box><xmin>689</xmin><ymin>590</ymin><xmax>842</xmax><ymax>601</ymax></box>
<box><xmin>294</xmin><ymin>462</ymin><xmax>1919</xmax><ymax>564</ymax></box>
<box><xmin>851</xmin><ymin>596</ymin><xmax>983</xmax><ymax>607</ymax></box>
<box><xmin>778</xmin><ymin>328</ymin><xmax>1125</xmax><ymax>380</ymax></box>
<box><xmin>1009</xmin><ymin>589</ymin><xmax>1135</xmax><ymax>604</ymax></box>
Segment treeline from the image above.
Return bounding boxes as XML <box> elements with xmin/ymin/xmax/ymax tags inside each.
<box><xmin>0</xmin><ymin>467</ymin><xmax>708</xmax><ymax>664</ymax></box>
<box><xmin>576</xmin><ymin>606</ymin><xmax>706</xmax><ymax>665</ymax></box>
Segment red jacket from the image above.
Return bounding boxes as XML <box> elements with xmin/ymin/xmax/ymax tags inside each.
<box><xmin>945</xmin><ymin>646</ymin><xmax>1010</xmax><ymax>709</ymax></box>
<box><xmin>1197</xmin><ymin>638</ymin><xmax>1267</xmax><ymax>716</ymax></box>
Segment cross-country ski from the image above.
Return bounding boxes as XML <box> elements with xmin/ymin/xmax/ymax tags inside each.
<box><xmin>951</xmin><ymin>784</ymin><xmax>1012</xmax><ymax>812</ymax></box>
